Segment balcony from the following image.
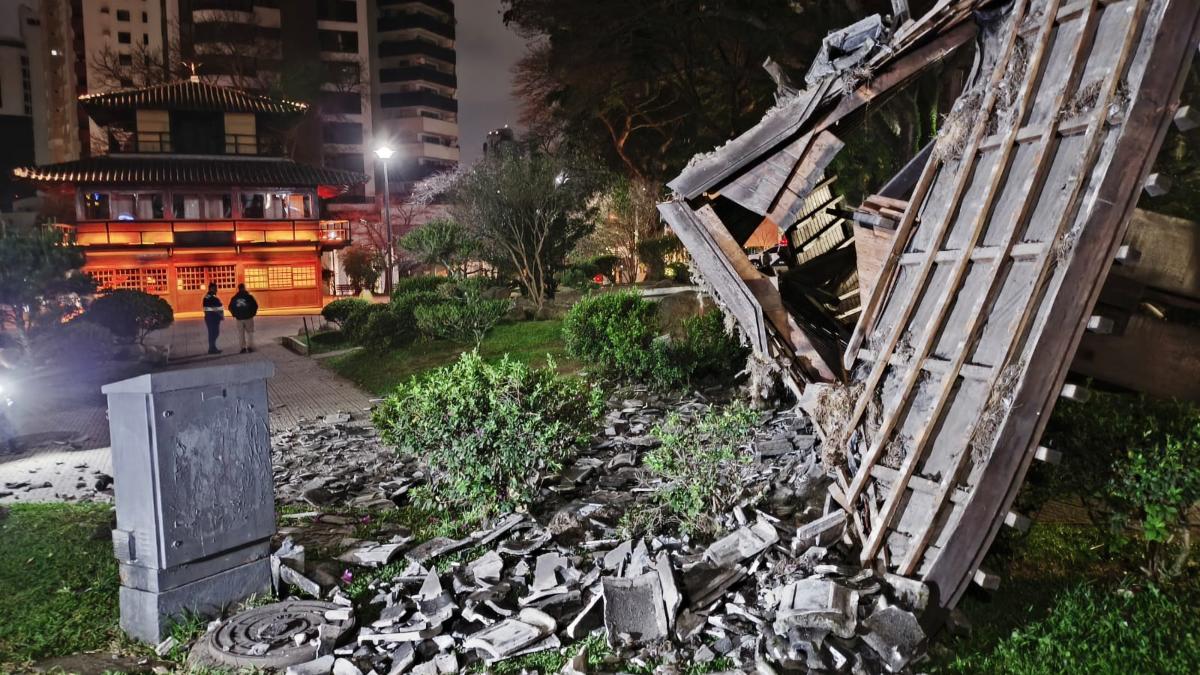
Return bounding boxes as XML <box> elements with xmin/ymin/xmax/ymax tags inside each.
<box><xmin>381</xmin><ymin>90</ymin><xmax>457</xmax><ymax>113</ymax></box>
<box><xmin>378</xmin><ymin>39</ymin><xmax>455</xmax><ymax>64</ymax></box>
<box><xmin>387</xmin><ymin>115</ymin><xmax>458</xmax><ymax>140</ymax></box>
<box><xmin>378</xmin><ymin>0</ymin><xmax>453</xmax><ymax>15</ymax></box>
<box><xmin>106</xmin><ymin>131</ymin><xmax>286</xmax><ymax>156</ymax></box>
<box><xmin>74</xmin><ymin>219</ymin><xmax>351</xmax><ymax>250</ymax></box>
<box><xmin>399</xmin><ymin>141</ymin><xmax>459</xmax><ymax>163</ymax></box>
<box><xmin>379</xmin><ymin>65</ymin><xmax>456</xmax><ymax>89</ymax></box>
<box><xmin>377</xmin><ymin>12</ymin><xmax>455</xmax><ymax>40</ymax></box>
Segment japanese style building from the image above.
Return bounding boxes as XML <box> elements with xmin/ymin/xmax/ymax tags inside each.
<box><xmin>13</xmin><ymin>77</ymin><xmax>367</xmax><ymax>315</ymax></box>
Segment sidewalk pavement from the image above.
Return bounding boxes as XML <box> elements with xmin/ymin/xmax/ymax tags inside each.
<box><xmin>1</xmin><ymin>316</ymin><xmax>373</xmax><ymax>504</ymax></box>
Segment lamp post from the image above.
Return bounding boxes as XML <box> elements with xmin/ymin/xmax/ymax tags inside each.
<box><xmin>374</xmin><ymin>145</ymin><xmax>396</xmax><ymax>294</ymax></box>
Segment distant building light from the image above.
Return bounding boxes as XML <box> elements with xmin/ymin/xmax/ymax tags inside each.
<box><xmin>50</xmin><ymin>48</ymin><xmax>60</xmax><ymax>56</ymax></box>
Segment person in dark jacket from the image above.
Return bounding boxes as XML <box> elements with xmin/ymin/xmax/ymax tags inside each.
<box><xmin>229</xmin><ymin>283</ymin><xmax>260</xmax><ymax>353</ymax></box>
<box><xmin>202</xmin><ymin>282</ymin><xmax>224</xmax><ymax>354</ymax></box>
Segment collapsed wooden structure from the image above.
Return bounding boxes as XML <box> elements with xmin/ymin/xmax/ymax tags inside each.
<box><xmin>660</xmin><ymin>0</ymin><xmax>1200</xmax><ymax>614</ymax></box>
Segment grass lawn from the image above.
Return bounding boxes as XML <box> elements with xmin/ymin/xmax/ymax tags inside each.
<box><xmin>324</xmin><ymin>319</ymin><xmax>579</xmax><ymax>395</ymax></box>
<box><xmin>0</xmin><ymin>503</ymin><xmax>122</xmax><ymax>668</ymax></box>
<box><xmin>930</xmin><ymin>523</ymin><xmax>1200</xmax><ymax>673</ymax></box>
<box><xmin>300</xmin><ymin>329</ymin><xmax>355</xmax><ymax>355</ymax></box>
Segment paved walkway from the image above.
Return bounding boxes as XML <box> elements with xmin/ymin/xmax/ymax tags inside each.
<box><xmin>1</xmin><ymin>316</ymin><xmax>373</xmax><ymax>504</ymax></box>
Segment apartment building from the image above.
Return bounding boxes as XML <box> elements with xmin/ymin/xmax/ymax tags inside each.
<box><xmin>371</xmin><ymin>0</ymin><xmax>458</xmax><ymax>195</ymax></box>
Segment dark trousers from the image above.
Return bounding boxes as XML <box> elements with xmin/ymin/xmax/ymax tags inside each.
<box><xmin>205</xmin><ymin>316</ymin><xmax>221</xmax><ymax>352</ymax></box>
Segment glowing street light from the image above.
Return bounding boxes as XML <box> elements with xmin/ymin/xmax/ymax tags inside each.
<box><xmin>374</xmin><ymin>145</ymin><xmax>396</xmax><ymax>293</ymax></box>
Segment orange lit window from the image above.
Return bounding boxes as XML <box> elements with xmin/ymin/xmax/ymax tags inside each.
<box><xmin>291</xmin><ymin>266</ymin><xmax>316</xmax><ymax>288</ymax></box>
<box><xmin>90</xmin><ymin>266</ymin><xmax>169</xmax><ymax>294</ymax></box>
<box><xmin>177</xmin><ymin>265</ymin><xmax>236</xmax><ymax>291</ymax></box>
<box><xmin>245</xmin><ymin>267</ymin><xmax>268</xmax><ymax>290</ymax></box>
<box><xmin>267</xmin><ymin>266</ymin><xmax>293</xmax><ymax>289</ymax></box>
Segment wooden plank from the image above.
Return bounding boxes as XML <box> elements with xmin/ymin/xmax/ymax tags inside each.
<box><xmin>860</xmin><ymin>0</ymin><xmax>1067</xmax><ymax>565</ymax></box>
<box><xmin>657</xmin><ymin>200</ymin><xmax>769</xmax><ymax>353</ymax></box>
<box><xmin>898</xmin><ymin>0</ymin><xmax>1130</xmax><ymax>574</ymax></box>
<box><xmin>1073</xmin><ymin>313</ymin><xmax>1200</xmax><ymax>401</ymax></box>
<box><xmin>721</xmin><ymin>134</ymin><xmax>812</xmax><ymax>215</ymax></box>
<box><xmin>927</xmin><ymin>0</ymin><xmax>1200</xmax><ymax>610</ymax></box>
<box><xmin>767</xmin><ymin>131</ymin><xmax>845</xmax><ymax>228</ymax></box>
<box><xmin>843</xmin><ymin>0</ymin><xmax>1034</xmax><ymax>512</ymax></box>
<box><xmin>853</xmin><ymin>222</ymin><xmax>896</xmax><ymax>301</ymax></box>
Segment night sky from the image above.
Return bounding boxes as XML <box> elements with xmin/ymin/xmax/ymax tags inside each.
<box><xmin>455</xmin><ymin>0</ymin><xmax>527</xmax><ymax>165</ymax></box>
<box><xmin>0</xmin><ymin>1</ymin><xmax>530</xmax><ymax>167</ymax></box>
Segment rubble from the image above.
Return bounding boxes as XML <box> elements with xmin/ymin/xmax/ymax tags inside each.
<box><xmin>199</xmin><ymin>387</ymin><xmax>933</xmax><ymax>673</ymax></box>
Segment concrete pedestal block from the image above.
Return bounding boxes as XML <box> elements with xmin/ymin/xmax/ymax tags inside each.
<box><xmin>120</xmin><ymin>557</ymin><xmax>272</xmax><ymax>643</ymax></box>
<box><xmin>103</xmin><ymin>362</ymin><xmax>276</xmax><ymax>643</ymax></box>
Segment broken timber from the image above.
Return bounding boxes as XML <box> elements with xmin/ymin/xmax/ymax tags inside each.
<box><xmin>660</xmin><ymin>0</ymin><xmax>1200</xmax><ymax>617</ymax></box>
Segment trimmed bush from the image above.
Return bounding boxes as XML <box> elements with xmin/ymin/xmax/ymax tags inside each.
<box><xmin>413</xmin><ymin>278</ymin><xmax>513</xmax><ymax>346</ymax></box>
<box><xmin>664</xmin><ymin>261</ymin><xmax>691</xmax><ymax>283</ymax></box>
<box><xmin>373</xmin><ymin>352</ymin><xmax>603</xmax><ymax>515</ymax></box>
<box><xmin>391</xmin><ymin>290</ymin><xmax>452</xmax><ymax>340</ymax></box>
<box><xmin>84</xmin><ymin>289</ymin><xmax>173</xmax><ymax>344</ymax></box>
<box><xmin>563</xmin><ymin>291</ymin><xmax>666</xmax><ymax>382</ymax></box>
<box><xmin>344</xmin><ymin>303</ymin><xmax>417</xmax><ymax>351</ymax></box>
<box><xmin>391</xmin><ymin>275</ymin><xmax>447</xmax><ymax>299</ymax></box>
<box><xmin>32</xmin><ymin>320</ymin><xmax>115</xmax><ymax>366</ymax></box>
<box><xmin>563</xmin><ymin>292</ymin><xmax>746</xmax><ymax>388</ymax></box>
<box><xmin>322</xmin><ymin>298</ymin><xmax>370</xmax><ymax>328</ymax></box>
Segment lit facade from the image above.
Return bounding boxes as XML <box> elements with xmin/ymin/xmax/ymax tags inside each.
<box><xmin>13</xmin><ymin>79</ymin><xmax>366</xmax><ymax>315</ymax></box>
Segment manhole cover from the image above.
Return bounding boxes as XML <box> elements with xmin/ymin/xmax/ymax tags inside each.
<box><xmin>189</xmin><ymin>600</ymin><xmax>354</xmax><ymax>669</ymax></box>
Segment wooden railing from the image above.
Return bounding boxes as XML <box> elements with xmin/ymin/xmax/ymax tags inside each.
<box><xmin>73</xmin><ymin>219</ymin><xmax>351</xmax><ymax>248</ymax></box>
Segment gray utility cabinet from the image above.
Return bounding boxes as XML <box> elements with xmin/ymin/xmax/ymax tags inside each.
<box><xmin>102</xmin><ymin>361</ymin><xmax>276</xmax><ymax>643</ymax></box>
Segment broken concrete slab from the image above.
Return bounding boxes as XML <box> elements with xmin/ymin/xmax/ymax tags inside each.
<box><xmin>861</xmin><ymin>605</ymin><xmax>926</xmax><ymax>672</ymax></box>
<box><xmin>703</xmin><ymin>520</ymin><xmax>779</xmax><ymax>566</ymax></box>
<box><xmin>601</xmin><ymin>572</ymin><xmax>669</xmax><ymax>645</ymax></box>
<box><xmin>463</xmin><ymin>608</ymin><xmax>557</xmax><ymax>662</ymax></box>
<box><xmin>775</xmin><ymin>577</ymin><xmax>858</xmax><ymax>639</ymax></box>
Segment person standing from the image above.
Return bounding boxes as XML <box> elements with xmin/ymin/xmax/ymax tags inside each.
<box><xmin>203</xmin><ymin>282</ymin><xmax>224</xmax><ymax>354</ymax></box>
<box><xmin>229</xmin><ymin>283</ymin><xmax>259</xmax><ymax>353</ymax></box>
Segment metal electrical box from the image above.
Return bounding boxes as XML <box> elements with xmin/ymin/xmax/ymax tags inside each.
<box><xmin>102</xmin><ymin>361</ymin><xmax>276</xmax><ymax>642</ymax></box>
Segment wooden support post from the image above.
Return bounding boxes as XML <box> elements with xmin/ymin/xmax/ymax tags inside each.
<box><xmin>1144</xmin><ymin>173</ymin><xmax>1172</xmax><ymax>197</ymax></box>
<box><xmin>891</xmin><ymin>0</ymin><xmax>911</xmax><ymax>25</ymax></box>
<box><xmin>1034</xmin><ymin>445</ymin><xmax>1062</xmax><ymax>465</ymax></box>
<box><xmin>973</xmin><ymin>569</ymin><xmax>1001</xmax><ymax>591</ymax></box>
<box><xmin>1085</xmin><ymin>315</ymin><xmax>1115</xmax><ymax>334</ymax></box>
<box><xmin>1174</xmin><ymin>105</ymin><xmax>1200</xmax><ymax>131</ymax></box>
<box><xmin>1004</xmin><ymin>511</ymin><xmax>1032</xmax><ymax>533</ymax></box>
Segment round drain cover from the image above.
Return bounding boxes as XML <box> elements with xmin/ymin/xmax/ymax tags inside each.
<box><xmin>189</xmin><ymin>600</ymin><xmax>354</xmax><ymax>669</ymax></box>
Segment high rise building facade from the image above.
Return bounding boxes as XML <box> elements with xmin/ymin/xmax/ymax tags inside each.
<box><xmin>371</xmin><ymin>0</ymin><xmax>458</xmax><ymax>196</ymax></box>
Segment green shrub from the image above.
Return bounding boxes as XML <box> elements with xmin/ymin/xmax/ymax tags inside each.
<box><xmin>372</xmin><ymin>352</ymin><xmax>603</xmax><ymax>516</ymax></box>
<box><xmin>414</xmin><ymin>280</ymin><xmax>513</xmax><ymax>346</ymax></box>
<box><xmin>635</xmin><ymin>402</ymin><xmax>760</xmax><ymax>534</ymax></box>
<box><xmin>676</xmin><ymin>310</ymin><xmax>747</xmax><ymax>381</ymax></box>
<box><xmin>84</xmin><ymin>289</ymin><xmax>173</xmax><ymax>344</ymax></box>
<box><xmin>558</xmin><ymin>266</ymin><xmax>598</xmax><ymax>289</ymax></box>
<box><xmin>31</xmin><ymin>319</ymin><xmax>115</xmax><ymax>366</ymax></box>
<box><xmin>1107</xmin><ymin>437</ymin><xmax>1200</xmax><ymax>579</ymax></box>
<box><xmin>945</xmin><ymin>582</ymin><xmax>1200</xmax><ymax>674</ymax></box>
<box><xmin>563</xmin><ymin>291</ymin><xmax>667</xmax><ymax>382</ymax></box>
<box><xmin>344</xmin><ymin>303</ymin><xmax>416</xmax><ymax>351</ymax></box>
<box><xmin>664</xmin><ymin>261</ymin><xmax>691</xmax><ymax>283</ymax></box>
<box><xmin>391</xmin><ymin>290</ymin><xmax>453</xmax><ymax>340</ymax></box>
<box><xmin>321</xmin><ymin>298</ymin><xmax>369</xmax><ymax>328</ymax></box>
<box><xmin>563</xmin><ymin>292</ymin><xmax>745</xmax><ymax>388</ymax></box>
<box><xmin>391</xmin><ymin>275</ymin><xmax>447</xmax><ymax>299</ymax></box>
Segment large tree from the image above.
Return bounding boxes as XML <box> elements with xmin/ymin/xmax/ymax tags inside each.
<box><xmin>451</xmin><ymin>148</ymin><xmax>601</xmax><ymax>312</ymax></box>
<box><xmin>503</xmin><ymin>0</ymin><xmax>888</xmax><ymax>180</ymax></box>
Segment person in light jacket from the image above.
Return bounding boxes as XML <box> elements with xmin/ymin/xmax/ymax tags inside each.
<box><xmin>202</xmin><ymin>282</ymin><xmax>224</xmax><ymax>354</ymax></box>
<box><xmin>229</xmin><ymin>283</ymin><xmax>260</xmax><ymax>353</ymax></box>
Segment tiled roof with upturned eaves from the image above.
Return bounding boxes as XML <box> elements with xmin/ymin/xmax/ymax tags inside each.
<box><xmin>78</xmin><ymin>79</ymin><xmax>308</xmax><ymax>115</ymax></box>
<box><xmin>13</xmin><ymin>156</ymin><xmax>366</xmax><ymax>188</ymax></box>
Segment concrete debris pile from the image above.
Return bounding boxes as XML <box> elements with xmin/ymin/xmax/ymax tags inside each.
<box><xmin>195</xmin><ymin>389</ymin><xmax>934</xmax><ymax>673</ymax></box>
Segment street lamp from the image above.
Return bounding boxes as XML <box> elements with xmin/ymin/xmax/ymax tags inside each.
<box><xmin>374</xmin><ymin>145</ymin><xmax>396</xmax><ymax>294</ymax></box>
